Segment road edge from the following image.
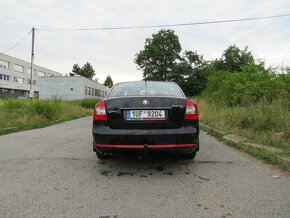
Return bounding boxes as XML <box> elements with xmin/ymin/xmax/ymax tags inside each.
<box><xmin>200</xmin><ymin>123</ymin><xmax>290</xmax><ymax>172</ymax></box>
<box><xmin>0</xmin><ymin>114</ymin><xmax>91</xmax><ymax>136</ymax></box>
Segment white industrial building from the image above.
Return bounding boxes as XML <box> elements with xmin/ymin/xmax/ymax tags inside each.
<box><xmin>0</xmin><ymin>53</ymin><xmax>62</xmax><ymax>98</ymax></box>
<box><xmin>38</xmin><ymin>76</ymin><xmax>108</xmax><ymax>100</ymax></box>
<box><xmin>0</xmin><ymin>53</ymin><xmax>108</xmax><ymax>99</ymax></box>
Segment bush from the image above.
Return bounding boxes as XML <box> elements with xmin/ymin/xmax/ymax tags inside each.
<box><xmin>203</xmin><ymin>64</ymin><xmax>290</xmax><ymax>107</ymax></box>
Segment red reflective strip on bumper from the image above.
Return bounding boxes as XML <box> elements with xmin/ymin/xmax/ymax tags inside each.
<box><xmin>95</xmin><ymin>144</ymin><xmax>196</xmax><ymax>149</ymax></box>
<box><xmin>95</xmin><ymin>144</ymin><xmax>144</xmax><ymax>148</ymax></box>
<box><xmin>148</xmin><ymin>144</ymin><xmax>196</xmax><ymax>148</ymax></box>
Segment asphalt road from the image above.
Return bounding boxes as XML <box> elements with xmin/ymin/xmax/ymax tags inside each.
<box><xmin>0</xmin><ymin>117</ymin><xmax>289</xmax><ymax>218</ymax></box>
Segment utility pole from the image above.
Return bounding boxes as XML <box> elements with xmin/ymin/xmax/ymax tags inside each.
<box><xmin>29</xmin><ymin>27</ymin><xmax>35</xmax><ymax>99</ymax></box>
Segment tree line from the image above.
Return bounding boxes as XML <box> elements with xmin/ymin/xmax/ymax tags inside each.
<box><xmin>69</xmin><ymin>62</ymin><xmax>114</xmax><ymax>88</ymax></box>
<box><xmin>134</xmin><ymin>29</ymin><xmax>289</xmax><ymax>107</ymax></box>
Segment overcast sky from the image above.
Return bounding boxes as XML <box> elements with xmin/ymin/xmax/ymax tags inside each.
<box><xmin>0</xmin><ymin>0</ymin><xmax>289</xmax><ymax>83</ymax></box>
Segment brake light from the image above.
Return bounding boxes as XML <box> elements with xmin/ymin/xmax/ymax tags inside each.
<box><xmin>93</xmin><ymin>100</ymin><xmax>108</xmax><ymax>121</ymax></box>
<box><xmin>184</xmin><ymin>99</ymin><xmax>198</xmax><ymax>120</ymax></box>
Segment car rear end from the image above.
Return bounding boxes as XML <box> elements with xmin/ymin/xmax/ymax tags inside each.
<box><xmin>92</xmin><ymin>81</ymin><xmax>199</xmax><ymax>158</ymax></box>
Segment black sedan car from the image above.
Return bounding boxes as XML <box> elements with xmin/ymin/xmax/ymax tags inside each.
<box><xmin>92</xmin><ymin>81</ymin><xmax>199</xmax><ymax>159</ymax></box>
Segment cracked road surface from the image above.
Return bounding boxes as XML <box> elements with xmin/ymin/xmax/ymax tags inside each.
<box><xmin>0</xmin><ymin>117</ymin><xmax>289</xmax><ymax>218</ymax></box>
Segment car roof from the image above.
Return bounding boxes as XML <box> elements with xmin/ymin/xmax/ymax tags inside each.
<box><xmin>114</xmin><ymin>80</ymin><xmax>177</xmax><ymax>85</ymax></box>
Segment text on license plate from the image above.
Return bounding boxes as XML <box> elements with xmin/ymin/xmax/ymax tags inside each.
<box><xmin>126</xmin><ymin>110</ymin><xmax>165</xmax><ymax>121</ymax></box>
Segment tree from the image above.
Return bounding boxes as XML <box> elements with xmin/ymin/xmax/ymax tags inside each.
<box><xmin>69</xmin><ymin>64</ymin><xmax>81</xmax><ymax>76</ymax></box>
<box><xmin>69</xmin><ymin>62</ymin><xmax>96</xmax><ymax>79</ymax></box>
<box><xmin>103</xmin><ymin>75</ymin><xmax>114</xmax><ymax>88</ymax></box>
<box><xmin>134</xmin><ymin>29</ymin><xmax>209</xmax><ymax>96</ymax></box>
<box><xmin>80</xmin><ymin>62</ymin><xmax>95</xmax><ymax>79</ymax></box>
<box><xmin>134</xmin><ymin>29</ymin><xmax>181</xmax><ymax>81</ymax></box>
<box><xmin>175</xmin><ymin>51</ymin><xmax>208</xmax><ymax>96</ymax></box>
<box><xmin>212</xmin><ymin>45</ymin><xmax>255</xmax><ymax>72</ymax></box>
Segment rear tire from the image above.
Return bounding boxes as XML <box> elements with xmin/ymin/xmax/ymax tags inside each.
<box><xmin>93</xmin><ymin>139</ymin><xmax>110</xmax><ymax>159</ymax></box>
<box><xmin>182</xmin><ymin>138</ymin><xmax>199</xmax><ymax>159</ymax></box>
<box><xmin>182</xmin><ymin>151</ymin><xmax>197</xmax><ymax>159</ymax></box>
<box><xmin>96</xmin><ymin>151</ymin><xmax>110</xmax><ymax>159</ymax></box>
<box><xmin>93</xmin><ymin>139</ymin><xmax>96</xmax><ymax>152</ymax></box>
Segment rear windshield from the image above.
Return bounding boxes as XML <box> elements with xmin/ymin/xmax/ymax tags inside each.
<box><xmin>108</xmin><ymin>81</ymin><xmax>184</xmax><ymax>98</ymax></box>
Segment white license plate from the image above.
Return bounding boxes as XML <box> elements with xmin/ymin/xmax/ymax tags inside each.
<box><xmin>126</xmin><ymin>110</ymin><xmax>165</xmax><ymax>121</ymax></box>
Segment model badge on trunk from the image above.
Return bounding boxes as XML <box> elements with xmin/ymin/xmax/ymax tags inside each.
<box><xmin>142</xmin><ymin>99</ymin><xmax>149</xmax><ymax>105</ymax></box>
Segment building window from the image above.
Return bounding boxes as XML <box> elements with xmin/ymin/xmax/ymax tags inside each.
<box><xmin>101</xmin><ymin>91</ymin><xmax>106</xmax><ymax>97</ymax></box>
<box><xmin>0</xmin><ymin>60</ymin><xmax>9</xmax><ymax>69</ymax></box>
<box><xmin>70</xmin><ymin>88</ymin><xmax>73</xmax><ymax>91</ymax></box>
<box><xmin>85</xmin><ymin>86</ymin><xmax>87</xmax><ymax>95</ymax></box>
<box><xmin>0</xmin><ymin>74</ymin><xmax>10</xmax><ymax>81</ymax></box>
<box><xmin>38</xmin><ymin>71</ymin><xmax>45</xmax><ymax>77</ymax></box>
<box><xmin>91</xmin><ymin>89</ymin><xmax>94</xmax><ymax>96</ymax></box>
<box><xmin>14</xmin><ymin>64</ymin><xmax>24</xmax><ymax>73</ymax></box>
<box><xmin>88</xmin><ymin>87</ymin><xmax>91</xmax><ymax>95</ymax></box>
<box><xmin>27</xmin><ymin>79</ymin><xmax>35</xmax><ymax>85</ymax></box>
<box><xmin>27</xmin><ymin>68</ymin><xmax>37</xmax><ymax>75</ymax></box>
<box><xmin>95</xmin><ymin>89</ymin><xmax>100</xmax><ymax>96</ymax></box>
<box><xmin>14</xmin><ymin>77</ymin><xmax>25</xmax><ymax>83</ymax></box>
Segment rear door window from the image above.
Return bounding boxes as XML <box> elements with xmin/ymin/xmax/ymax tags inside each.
<box><xmin>108</xmin><ymin>81</ymin><xmax>184</xmax><ymax>98</ymax></box>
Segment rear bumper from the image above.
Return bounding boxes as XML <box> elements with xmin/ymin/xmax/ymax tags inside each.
<box><xmin>94</xmin><ymin>143</ymin><xmax>198</xmax><ymax>154</ymax></box>
<box><xmin>95</xmin><ymin>143</ymin><xmax>196</xmax><ymax>149</ymax></box>
<box><xmin>92</xmin><ymin>124</ymin><xmax>199</xmax><ymax>153</ymax></box>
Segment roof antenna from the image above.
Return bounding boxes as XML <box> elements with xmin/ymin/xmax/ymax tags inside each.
<box><xmin>144</xmin><ymin>73</ymin><xmax>147</xmax><ymax>97</ymax></box>
<box><xmin>144</xmin><ymin>73</ymin><xmax>147</xmax><ymax>86</ymax></box>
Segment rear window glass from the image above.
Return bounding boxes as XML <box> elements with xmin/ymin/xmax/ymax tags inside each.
<box><xmin>108</xmin><ymin>81</ymin><xmax>184</xmax><ymax>98</ymax></box>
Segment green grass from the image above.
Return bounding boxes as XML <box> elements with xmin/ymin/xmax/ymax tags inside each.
<box><xmin>202</xmin><ymin>127</ymin><xmax>289</xmax><ymax>171</ymax></box>
<box><xmin>0</xmin><ymin>98</ymin><xmax>100</xmax><ymax>135</ymax></box>
<box><xmin>225</xmin><ymin>140</ymin><xmax>289</xmax><ymax>171</ymax></box>
<box><xmin>72</xmin><ymin>98</ymin><xmax>100</xmax><ymax>109</ymax></box>
<box><xmin>195</xmin><ymin>97</ymin><xmax>290</xmax><ymax>158</ymax></box>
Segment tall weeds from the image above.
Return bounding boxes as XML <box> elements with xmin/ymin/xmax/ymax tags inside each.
<box><xmin>0</xmin><ymin>98</ymin><xmax>99</xmax><ymax>129</ymax></box>
<box><xmin>195</xmin><ymin>98</ymin><xmax>290</xmax><ymax>151</ymax></box>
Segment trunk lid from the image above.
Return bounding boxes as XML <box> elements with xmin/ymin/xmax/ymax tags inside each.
<box><xmin>105</xmin><ymin>97</ymin><xmax>186</xmax><ymax>129</ymax></box>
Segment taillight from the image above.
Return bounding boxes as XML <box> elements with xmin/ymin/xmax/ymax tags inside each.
<box><xmin>184</xmin><ymin>99</ymin><xmax>198</xmax><ymax>120</ymax></box>
<box><xmin>93</xmin><ymin>100</ymin><xmax>108</xmax><ymax>121</ymax></box>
